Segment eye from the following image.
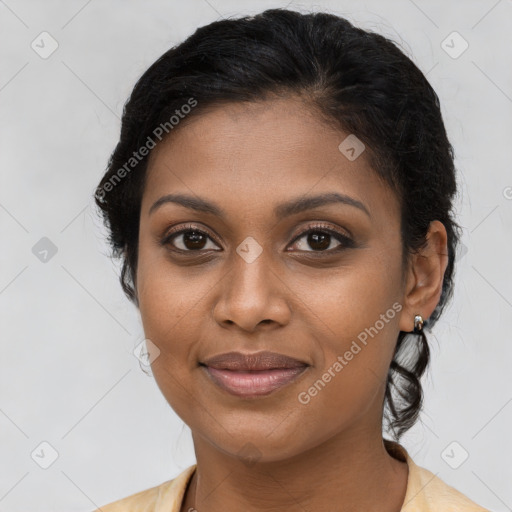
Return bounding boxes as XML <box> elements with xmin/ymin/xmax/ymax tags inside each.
<box><xmin>161</xmin><ymin>222</ymin><xmax>354</xmax><ymax>254</ymax></box>
<box><xmin>161</xmin><ymin>224</ymin><xmax>221</xmax><ymax>252</ymax></box>
<box><xmin>288</xmin><ymin>223</ymin><xmax>354</xmax><ymax>253</ymax></box>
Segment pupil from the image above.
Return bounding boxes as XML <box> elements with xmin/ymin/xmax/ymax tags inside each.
<box><xmin>184</xmin><ymin>231</ymin><xmax>207</xmax><ymax>250</ymax></box>
<box><xmin>309</xmin><ymin>232</ymin><xmax>330</xmax><ymax>250</ymax></box>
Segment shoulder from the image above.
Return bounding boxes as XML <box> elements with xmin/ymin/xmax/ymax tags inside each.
<box><xmin>384</xmin><ymin>440</ymin><xmax>489</xmax><ymax>512</ymax></box>
<box><xmin>403</xmin><ymin>454</ymin><xmax>490</xmax><ymax>511</ymax></box>
<box><xmin>91</xmin><ymin>465</ymin><xmax>196</xmax><ymax>512</ymax></box>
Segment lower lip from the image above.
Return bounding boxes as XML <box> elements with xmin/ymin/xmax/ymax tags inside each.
<box><xmin>202</xmin><ymin>366</ymin><xmax>308</xmax><ymax>398</ymax></box>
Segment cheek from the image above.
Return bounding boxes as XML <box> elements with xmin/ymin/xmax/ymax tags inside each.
<box><xmin>136</xmin><ymin>246</ymin><xmax>224</xmax><ymax>417</ymax></box>
<box><xmin>294</xmin><ymin>313</ymin><xmax>400</xmax><ymax>441</ymax></box>
<box><xmin>136</xmin><ymin>239</ymin><xmax>213</xmax><ymax>339</ymax></box>
<box><xmin>137</xmin><ymin>270</ymin><xmax>203</xmax><ymax>373</ymax></box>
<box><xmin>288</xmin><ymin>244</ymin><xmax>402</xmax><ymax>347</ymax></box>
<box><xmin>291</xmin><ymin>253</ymin><xmax>402</xmax><ymax>427</ymax></box>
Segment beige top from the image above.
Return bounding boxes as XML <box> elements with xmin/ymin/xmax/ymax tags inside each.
<box><xmin>95</xmin><ymin>440</ymin><xmax>490</xmax><ymax>511</ymax></box>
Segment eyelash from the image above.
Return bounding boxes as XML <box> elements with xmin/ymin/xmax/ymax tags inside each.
<box><xmin>160</xmin><ymin>222</ymin><xmax>355</xmax><ymax>255</ymax></box>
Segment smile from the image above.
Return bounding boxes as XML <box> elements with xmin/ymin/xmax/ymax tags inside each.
<box><xmin>201</xmin><ymin>365</ymin><xmax>309</xmax><ymax>398</ymax></box>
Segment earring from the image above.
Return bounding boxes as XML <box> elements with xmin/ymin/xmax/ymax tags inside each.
<box><xmin>413</xmin><ymin>314</ymin><xmax>424</xmax><ymax>334</ymax></box>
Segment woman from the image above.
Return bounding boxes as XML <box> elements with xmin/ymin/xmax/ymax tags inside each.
<box><xmin>93</xmin><ymin>8</ymin><xmax>489</xmax><ymax>512</ymax></box>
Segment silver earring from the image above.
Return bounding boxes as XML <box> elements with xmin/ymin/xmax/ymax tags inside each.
<box><xmin>413</xmin><ymin>314</ymin><xmax>424</xmax><ymax>334</ymax></box>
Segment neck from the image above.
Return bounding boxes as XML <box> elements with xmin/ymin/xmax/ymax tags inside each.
<box><xmin>181</xmin><ymin>428</ymin><xmax>408</xmax><ymax>512</ymax></box>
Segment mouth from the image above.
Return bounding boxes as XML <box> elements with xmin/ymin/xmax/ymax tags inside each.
<box><xmin>200</xmin><ymin>351</ymin><xmax>310</xmax><ymax>398</ymax></box>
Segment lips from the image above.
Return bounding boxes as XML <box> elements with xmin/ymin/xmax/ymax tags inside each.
<box><xmin>200</xmin><ymin>351</ymin><xmax>309</xmax><ymax>398</ymax></box>
<box><xmin>202</xmin><ymin>351</ymin><xmax>308</xmax><ymax>371</ymax></box>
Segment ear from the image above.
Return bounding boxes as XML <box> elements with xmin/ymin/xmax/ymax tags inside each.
<box><xmin>398</xmin><ymin>220</ymin><xmax>449</xmax><ymax>333</ymax></box>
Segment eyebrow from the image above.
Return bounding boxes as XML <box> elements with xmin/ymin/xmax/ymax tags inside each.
<box><xmin>148</xmin><ymin>192</ymin><xmax>371</xmax><ymax>219</ymax></box>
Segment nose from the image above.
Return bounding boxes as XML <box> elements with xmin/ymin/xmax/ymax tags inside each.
<box><xmin>212</xmin><ymin>247</ymin><xmax>292</xmax><ymax>332</ymax></box>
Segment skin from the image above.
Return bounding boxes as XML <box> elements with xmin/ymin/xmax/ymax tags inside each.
<box><xmin>135</xmin><ymin>95</ymin><xmax>449</xmax><ymax>512</ymax></box>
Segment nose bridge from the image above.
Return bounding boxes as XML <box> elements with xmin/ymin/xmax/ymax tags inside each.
<box><xmin>230</xmin><ymin>236</ymin><xmax>275</xmax><ymax>301</ymax></box>
<box><xmin>214</xmin><ymin>235</ymin><xmax>291</xmax><ymax>330</ymax></box>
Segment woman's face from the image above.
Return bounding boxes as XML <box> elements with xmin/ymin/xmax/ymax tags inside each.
<box><xmin>136</xmin><ymin>96</ymin><xmax>412</xmax><ymax>461</ymax></box>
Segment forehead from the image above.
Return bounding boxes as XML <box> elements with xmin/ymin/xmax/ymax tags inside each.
<box><xmin>142</xmin><ymin>97</ymin><xmax>399</xmax><ymax>224</ymax></box>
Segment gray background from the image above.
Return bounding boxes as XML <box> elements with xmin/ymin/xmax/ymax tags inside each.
<box><xmin>1</xmin><ymin>0</ymin><xmax>511</xmax><ymax>511</ymax></box>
